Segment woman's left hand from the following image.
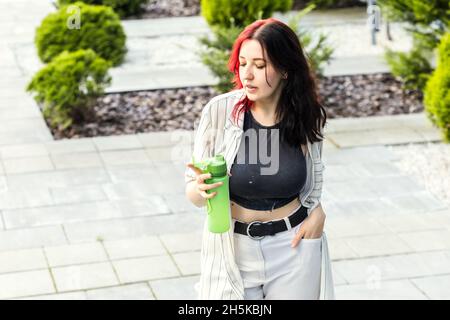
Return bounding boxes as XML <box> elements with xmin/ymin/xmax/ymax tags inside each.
<box><xmin>291</xmin><ymin>205</ymin><xmax>326</xmax><ymax>248</ymax></box>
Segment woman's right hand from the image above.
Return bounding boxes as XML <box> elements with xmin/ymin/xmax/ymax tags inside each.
<box><xmin>186</xmin><ymin>163</ymin><xmax>223</xmax><ymax>199</ymax></box>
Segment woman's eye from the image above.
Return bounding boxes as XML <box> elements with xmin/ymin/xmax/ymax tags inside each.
<box><xmin>239</xmin><ymin>64</ymin><xmax>265</xmax><ymax>69</ymax></box>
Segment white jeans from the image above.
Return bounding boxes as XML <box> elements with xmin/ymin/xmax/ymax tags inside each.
<box><xmin>232</xmin><ymin>213</ymin><xmax>322</xmax><ymax>300</ymax></box>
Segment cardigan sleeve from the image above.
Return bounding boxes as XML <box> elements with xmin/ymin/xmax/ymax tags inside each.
<box><xmin>306</xmin><ymin>127</ymin><xmax>325</xmax><ymax>214</ymax></box>
<box><xmin>184</xmin><ymin>101</ymin><xmax>215</xmax><ymax>184</ymax></box>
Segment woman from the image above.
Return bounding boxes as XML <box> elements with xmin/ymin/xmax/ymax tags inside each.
<box><xmin>185</xmin><ymin>18</ymin><xmax>335</xmax><ymax>300</ymax></box>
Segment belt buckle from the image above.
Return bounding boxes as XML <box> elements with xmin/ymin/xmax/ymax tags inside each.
<box><xmin>246</xmin><ymin>221</ymin><xmax>265</xmax><ymax>240</ymax></box>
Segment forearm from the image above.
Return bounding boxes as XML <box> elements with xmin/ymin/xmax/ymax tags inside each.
<box><xmin>185</xmin><ymin>180</ymin><xmax>207</xmax><ymax>208</ymax></box>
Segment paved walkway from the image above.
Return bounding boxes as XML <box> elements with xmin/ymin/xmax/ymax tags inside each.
<box><xmin>1</xmin><ymin>0</ymin><xmax>449</xmax><ymax>300</ymax></box>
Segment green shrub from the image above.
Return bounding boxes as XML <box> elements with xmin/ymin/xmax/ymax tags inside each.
<box><xmin>57</xmin><ymin>0</ymin><xmax>148</xmax><ymax>18</ymax></box>
<box><xmin>201</xmin><ymin>0</ymin><xmax>293</xmax><ymax>29</ymax></box>
<box><xmin>379</xmin><ymin>0</ymin><xmax>449</xmax><ymax>91</ymax></box>
<box><xmin>424</xmin><ymin>33</ymin><xmax>450</xmax><ymax>142</ymax></box>
<box><xmin>300</xmin><ymin>0</ymin><xmax>365</xmax><ymax>9</ymax></box>
<box><xmin>26</xmin><ymin>49</ymin><xmax>112</xmax><ymax>130</ymax></box>
<box><xmin>35</xmin><ymin>1</ymin><xmax>126</xmax><ymax>66</ymax></box>
<box><xmin>385</xmin><ymin>37</ymin><xmax>434</xmax><ymax>91</ymax></box>
<box><xmin>197</xmin><ymin>4</ymin><xmax>334</xmax><ymax>93</ymax></box>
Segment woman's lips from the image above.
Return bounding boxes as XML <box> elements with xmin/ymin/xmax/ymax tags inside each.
<box><xmin>246</xmin><ymin>85</ymin><xmax>257</xmax><ymax>92</ymax></box>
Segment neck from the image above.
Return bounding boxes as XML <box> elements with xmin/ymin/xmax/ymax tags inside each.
<box><xmin>252</xmin><ymin>86</ymin><xmax>283</xmax><ymax>124</ymax></box>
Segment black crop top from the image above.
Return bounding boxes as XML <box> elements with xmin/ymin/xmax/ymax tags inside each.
<box><xmin>229</xmin><ymin>109</ymin><xmax>307</xmax><ymax>211</ymax></box>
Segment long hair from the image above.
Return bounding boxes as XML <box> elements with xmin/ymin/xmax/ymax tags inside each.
<box><xmin>227</xmin><ymin>18</ymin><xmax>327</xmax><ymax>146</ymax></box>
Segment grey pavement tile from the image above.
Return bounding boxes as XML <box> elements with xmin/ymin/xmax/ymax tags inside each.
<box><xmin>172</xmin><ymin>251</ymin><xmax>201</xmax><ymax>276</ymax></box>
<box><xmin>49</xmin><ymin>185</ymin><xmax>107</xmax><ymax>205</ymax></box>
<box><xmin>0</xmin><ymin>132</ymin><xmax>52</xmax><ymax>146</ymax></box>
<box><xmin>45</xmin><ymin>139</ymin><xmax>96</xmax><ymax>155</ymax></box>
<box><xmin>380</xmin><ymin>192</ymin><xmax>448</xmax><ymax>214</ymax></box>
<box><xmin>51</xmin><ymin>152</ymin><xmax>103</xmax><ymax>170</ymax></box>
<box><xmin>326</xmin><ymin>216</ymin><xmax>390</xmax><ymax>239</ymax></box>
<box><xmin>52</xmin><ymin>262</ymin><xmax>119</xmax><ymax>292</ymax></box>
<box><xmin>103</xmin><ymin>235</ymin><xmax>167</xmax><ymax>260</ymax></box>
<box><xmin>329</xmin><ymin>128</ymin><xmax>425</xmax><ymax>148</ymax></box>
<box><xmin>344</xmin><ymin>234</ymin><xmax>415</xmax><ymax>258</ymax></box>
<box><xmin>150</xmin><ymin>275</ymin><xmax>199</xmax><ymax>300</ymax></box>
<box><xmin>0</xmin><ymin>118</ymin><xmax>49</xmax><ymax>134</ymax></box>
<box><xmin>0</xmin><ymin>186</ymin><xmax>53</xmax><ymax>210</ymax></box>
<box><xmin>17</xmin><ymin>291</ymin><xmax>88</xmax><ymax>300</ymax></box>
<box><xmin>138</xmin><ymin>131</ymin><xmax>194</xmax><ymax>148</ymax></box>
<box><xmin>322</xmin><ymin>163</ymin><xmax>374</xmax><ymax>182</ymax></box>
<box><xmin>159</xmin><ymin>231</ymin><xmax>203</xmax><ymax>254</ymax></box>
<box><xmin>113</xmin><ymin>255</ymin><xmax>180</xmax><ymax>283</ymax></box>
<box><xmin>335</xmin><ymin>279</ymin><xmax>428</xmax><ymax>300</ymax></box>
<box><xmin>2</xmin><ymin>201</ymin><xmax>122</xmax><ymax>229</ymax></box>
<box><xmin>410</xmin><ymin>274</ymin><xmax>450</xmax><ymax>299</ymax></box>
<box><xmin>333</xmin><ymin>250</ymin><xmax>450</xmax><ymax>284</ymax></box>
<box><xmin>397</xmin><ymin>229</ymin><xmax>450</xmax><ymax>252</ymax></box>
<box><xmin>6</xmin><ymin>168</ymin><xmax>111</xmax><ymax>189</ymax></box>
<box><xmin>2</xmin><ymin>156</ymin><xmax>54</xmax><ymax>174</ymax></box>
<box><xmin>0</xmin><ymin>269</ymin><xmax>55</xmax><ymax>300</ymax></box>
<box><xmin>105</xmin><ymin>164</ymin><xmax>160</xmax><ymax>183</ymax></box>
<box><xmin>0</xmin><ymin>248</ymin><xmax>47</xmax><ymax>274</ymax></box>
<box><xmin>86</xmin><ymin>283</ymin><xmax>155</xmax><ymax>300</ymax></box>
<box><xmin>0</xmin><ymin>105</ymin><xmax>41</xmax><ymax>120</ymax></box>
<box><xmin>322</xmin><ymin>145</ymin><xmax>401</xmax><ymax>165</ymax></box>
<box><xmin>102</xmin><ymin>181</ymin><xmax>167</xmax><ymax>201</ymax></box>
<box><xmin>100</xmin><ymin>150</ymin><xmax>151</xmax><ymax>166</ymax></box>
<box><xmin>63</xmin><ymin>212</ymin><xmax>204</xmax><ymax>244</ymax></box>
<box><xmin>112</xmin><ymin>198</ymin><xmax>171</xmax><ymax>216</ymax></box>
<box><xmin>375</xmin><ymin>212</ymin><xmax>448</xmax><ymax>233</ymax></box>
<box><xmin>0</xmin><ymin>225</ymin><xmax>67</xmax><ymax>252</ymax></box>
<box><xmin>162</xmin><ymin>193</ymin><xmax>204</xmax><ymax>214</ymax></box>
<box><xmin>145</xmin><ymin>146</ymin><xmax>186</xmax><ymax>163</ymax></box>
<box><xmin>371</xmin><ymin>176</ymin><xmax>426</xmax><ymax>198</ymax></box>
<box><xmin>328</xmin><ymin>238</ymin><xmax>359</xmax><ymax>261</ymax></box>
<box><xmin>331</xmin><ymin>266</ymin><xmax>347</xmax><ymax>286</ymax></box>
<box><xmin>0</xmin><ymin>143</ymin><xmax>47</xmax><ymax>159</ymax></box>
<box><xmin>44</xmin><ymin>242</ymin><xmax>108</xmax><ymax>267</ymax></box>
<box><xmin>424</xmin><ymin>209</ymin><xmax>450</xmax><ymax>227</ymax></box>
<box><xmin>93</xmin><ymin>135</ymin><xmax>143</xmax><ymax>151</ymax></box>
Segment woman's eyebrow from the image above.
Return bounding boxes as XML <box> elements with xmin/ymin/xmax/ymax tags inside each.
<box><xmin>239</xmin><ymin>56</ymin><xmax>266</xmax><ymax>61</ymax></box>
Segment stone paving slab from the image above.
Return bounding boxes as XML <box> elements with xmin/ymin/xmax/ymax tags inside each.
<box><xmin>149</xmin><ymin>275</ymin><xmax>199</xmax><ymax>300</ymax></box>
<box><xmin>335</xmin><ymin>279</ymin><xmax>429</xmax><ymax>300</ymax></box>
<box><xmin>85</xmin><ymin>283</ymin><xmax>155</xmax><ymax>300</ymax></box>
<box><xmin>52</xmin><ymin>262</ymin><xmax>119</xmax><ymax>292</ymax></box>
<box><xmin>112</xmin><ymin>255</ymin><xmax>180</xmax><ymax>283</ymax></box>
<box><xmin>44</xmin><ymin>242</ymin><xmax>108</xmax><ymax>268</ymax></box>
<box><xmin>0</xmin><ymin>269</ymin><xmax>55</xmax><ymax>300</ymax></box>
<box><xmin>411</xmin><ymin>274</ymin><xmax>450</xmax><ymax>300</ymax></box>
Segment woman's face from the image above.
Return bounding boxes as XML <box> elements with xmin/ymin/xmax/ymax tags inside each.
<box><xmin>238</xmin><ymin>39</ymin><xmax>285</xmax><ymax>102</ymax></box>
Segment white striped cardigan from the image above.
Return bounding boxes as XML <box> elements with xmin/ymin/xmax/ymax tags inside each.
<box><xmin>185</xmin><ymin>89</ymin><xmax>335</xmax><ymax>300</ymax></box>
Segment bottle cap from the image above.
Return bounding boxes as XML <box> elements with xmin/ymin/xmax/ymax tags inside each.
<box><xmin>207</xmin><ymin>154</ymin><xmax>227</xmax><ymax>177</ymax></box>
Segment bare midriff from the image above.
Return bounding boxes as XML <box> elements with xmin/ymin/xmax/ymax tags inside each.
<box><xmin>231</xmin><ymin>197</ymin><xmax>302</xmax><ymax>223</ymax></box>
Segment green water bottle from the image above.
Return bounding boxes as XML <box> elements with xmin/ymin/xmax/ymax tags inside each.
<box><xmin>192</xmin><ymin>154</ymin><xmax>231</xmax><ymax>233</ymax></box>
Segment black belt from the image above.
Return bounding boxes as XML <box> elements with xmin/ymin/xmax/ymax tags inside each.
<box><xmin>234</xmin><ymin>205</ymin><xmax>308</xmax><ymax>240</ymax></box>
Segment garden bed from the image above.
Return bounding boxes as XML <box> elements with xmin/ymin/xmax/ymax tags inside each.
<box><xmin>43</xmin><ymin>72</ymin><xmax>424</xmax><ymax>139</ymax></box>
<box><xmin>129</xmin><ymin>0</ymin><xmax>365</xmax><ymax>19</ymax></box>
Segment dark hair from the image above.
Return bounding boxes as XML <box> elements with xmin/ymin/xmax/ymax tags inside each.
<box><xmin>227</xmin><ymin>18</ymin><xmax>327</xmax><ymax>146</ymax></box>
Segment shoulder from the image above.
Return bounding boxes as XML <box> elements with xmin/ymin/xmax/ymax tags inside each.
<box><xmin>202</xmin><ymin>89</ymin><xmax>245</xmax><ymax>117</ymax></box>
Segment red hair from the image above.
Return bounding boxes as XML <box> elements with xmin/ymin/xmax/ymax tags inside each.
<box><xmin>227</xmin><ymin>18</ymin><xmax>281</xmax><ymax>126</ymax></box>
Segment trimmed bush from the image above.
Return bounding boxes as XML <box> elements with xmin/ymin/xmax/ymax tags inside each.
<box><xmin>26</xmin><ymin>49</ymin><xmax>112</xmax><ymax>130</ymax></box>
<box><xmin>57</xmin><ymin>0</ymin><xmax>148</xmax><ymax>18</ymax></box>
<box><xmin>201</xmin><ymin>0</ymin><xmax>293</xmax><ymax>29</ymax></box>
<box><xmin>424</xmin><ymin>33</ymin><xmax>450</xmax><ymax>142</ymax></box>
<box><xmin>35</xmin><ymin>1</ymin><xmax>126</xmax><ymax>66</ymax></box>
<box><xmin>385</xmin><ymin>39</ymin><xmax>433</xmax><ymax>91</ymax></box>
<box><xmin>379</xmin><ymin>0</ymin><xmax>449</xmax><ymax>91</ymax></box>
